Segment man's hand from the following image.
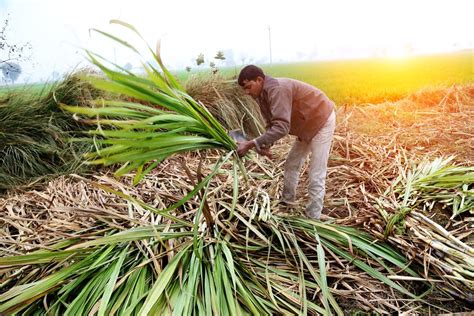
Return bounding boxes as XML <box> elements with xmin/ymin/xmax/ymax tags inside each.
<box><xmin>237</xmin><ymin>140</ymin><xmax>272</xmax><ymax>159</ymax></box>
<box><xmin>255</xmin><ymin>146</ymin><xmax>273</xmax><ymax>159</ymax></box>
<box><xmin>237</xmin><ymin>140</ymin><xmax>255</xmax><ymax>157</ymax></box>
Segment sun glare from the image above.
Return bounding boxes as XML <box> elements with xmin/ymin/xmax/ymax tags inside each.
<box><xmin>385</xmin><ymin>46</ymin><xmax>411</xmax><ymax>59</ymax></box>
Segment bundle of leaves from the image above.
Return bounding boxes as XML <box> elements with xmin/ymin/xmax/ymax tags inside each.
<box><xmin>0</xmin><ymin>71</ymin><xmax>101</xmax><ymax>192</ymax></box>
<box><xmin>0</xmin><ymin>20</ymin><xmax>431</xmax><ymax>314</ymax></box>
<box><xmin>330</xmin><ymin>91</ymin><xmax>473</xmax><ymax>304</ymax></box>
<box><xmin>0</xmin><ymin>175</ymin><xmax>425</xmax><ymax>315</ymax></box>
<box><xmin>376</xmin><ymin>157</ymin><xmax>474</xmax><ymax>302</ymax></box>
<box><xmin>185</xmin><ymin>74</ymin><xmax>265</xmax><ymax>138</ymax></box>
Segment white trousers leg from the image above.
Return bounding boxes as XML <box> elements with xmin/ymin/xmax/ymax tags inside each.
<box><xmin>306</xmin><ymin>110</ymin><xmax>336</xmax><ymax>218</ymax></box>
<box><xmin>281</xmin><ymin>111</ymin><xmax>336</xmax><ymax>219</ymax></box>
<box><xmin>282</xmin><ymin>138</ymin><xmax>311</xmax><ymax>202</ymax></box>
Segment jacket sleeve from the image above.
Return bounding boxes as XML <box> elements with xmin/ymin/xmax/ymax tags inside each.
<box><xmin>254</xmin><ymin>86</ymin><xmax>292</xmax><ymax>148</ymax></box>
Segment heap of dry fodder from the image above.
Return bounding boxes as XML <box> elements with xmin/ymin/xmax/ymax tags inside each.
<box><xmin>325</xmin><ymin>84</ymin><xmax>473</xmax><ymax>307</ymax></box>
<box><xmin>344</xmin><ymin>84</ymin><xmax>474</xmax><ymax>162</ymax></box>
<box><xmin>0</xmin><ymin>84</ymin><xmax>472</xmax><ymax>313</ymax></box>
<box><xmin>185</xmin><ymin>74</ymin><xmax>265</xmax><ymax>138</ymax></box>
<box><xmin>0</xmin><ymin>156</ymin><xmax>427</xmax><ymax>314</ymax></box>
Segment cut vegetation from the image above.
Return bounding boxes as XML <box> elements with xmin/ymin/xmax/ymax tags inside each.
<box><xmin>0</xmin><ymin>21</ymin><xmax>472</xmax><ymax>315</ymax></box>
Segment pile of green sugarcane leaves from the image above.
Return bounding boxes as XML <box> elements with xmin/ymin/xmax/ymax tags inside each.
<box><xmin>377</xmin><ymin>156</ymin><xmax>473</xmax><ymax>302</ymax></box>
<box><xmin>0</xmin><ymin>21</ymin><xmax>428</xmax><ymax>315</ymax></box>
<box><xmin>0</xmin><ymin>187</ymin><xmax>426</xmax><ymax>315</ymax></box>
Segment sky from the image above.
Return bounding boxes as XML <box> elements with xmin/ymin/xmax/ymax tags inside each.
<box><xmin>0</xmin><ymin>0</ymin><xmax>473</xmax><ymax>83</ymax></box>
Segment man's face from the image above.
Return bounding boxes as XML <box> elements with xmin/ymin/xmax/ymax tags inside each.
<box><xmin>242</xmin><ymin>77</ymin><xmax>264</xmax><ymax>98</ymax></box>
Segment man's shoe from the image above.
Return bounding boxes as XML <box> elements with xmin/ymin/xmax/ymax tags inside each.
<box><xmin>305</xmin><ymin>208</ymin><xmax>331</xmax><ymax>221</ymax></box>
<box><xmin>305</xmin><ymin>209</ymin><xmax>321</xmax><ymax>220</ymax></box>
<box><xmin>279</xmin><ymin>200</ymin><xmax>299</xmax><ymax>208</ymax></box>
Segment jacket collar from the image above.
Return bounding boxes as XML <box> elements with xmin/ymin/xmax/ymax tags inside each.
<box><xmin>258</xmin><ymin>75</ymin><xmax>276</xmax><ymax>103</ymax></box>
<box><xmin>262</xmin><ymin>75</ymin><xmax>276</xmax><ymax>92</ymax></box>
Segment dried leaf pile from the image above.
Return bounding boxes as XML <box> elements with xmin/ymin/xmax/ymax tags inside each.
<box><xmin>1</xmin><ymin>84</ymin><xmax>472</xmax><ymax>313</ymax></box>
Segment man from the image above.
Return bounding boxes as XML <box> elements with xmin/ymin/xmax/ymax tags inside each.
<box><xmin>236</xmin><ymin>65</ymin><xmax>336</xmax><ymax>219</ymax></box>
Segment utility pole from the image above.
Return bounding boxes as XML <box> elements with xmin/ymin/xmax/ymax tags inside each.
<box><xmin>268</xmin><ymin>25</ymin><xmax>272</xmax><ymax>64</ymax></box>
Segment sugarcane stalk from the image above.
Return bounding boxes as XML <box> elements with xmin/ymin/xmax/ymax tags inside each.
<box><xmin>412</xmin><ymin>211</ymin><xmax>474</xmax><ymax>256</ymax></box>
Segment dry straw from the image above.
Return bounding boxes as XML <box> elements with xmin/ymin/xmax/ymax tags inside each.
<box><xmin>0</xmin><ymin>19</ymin><xmax>473</xmax><ymax>313</ymax></box>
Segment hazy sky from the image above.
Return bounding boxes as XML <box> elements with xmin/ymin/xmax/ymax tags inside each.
<box><xmin>1</xmin><ymin>0</ymin><xmax>473</xmax><ymax>83</ymax></box>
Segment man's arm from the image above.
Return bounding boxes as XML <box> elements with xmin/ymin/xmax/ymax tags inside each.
<box><xmin>253</xmin><ymin>86</ymin><xmax>292</xmax><ymax>148</ymax></box>
<box><xmin>237</xmin><ymin>86</ymin><xmax>291</xmax><ymax>157</ymax></box>
<box><xmin>237</xmin><ymin>139</ymin><xmax>272</xmax><ymax>158</ymax></box>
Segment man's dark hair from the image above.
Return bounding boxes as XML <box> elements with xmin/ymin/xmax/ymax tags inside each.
<box><xmin>238</xmin><ymin>65</ymin><xmax>265</xmax><ymax>86</ymax></box>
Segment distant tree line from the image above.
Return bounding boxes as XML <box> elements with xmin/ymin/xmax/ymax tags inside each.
<box><xmin>187</xmin><ymin>50</ymin><xmax>226</xmax><ymax>74</ymax></box>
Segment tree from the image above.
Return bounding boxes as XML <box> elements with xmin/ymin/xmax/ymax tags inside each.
<box><xmin>1</xmin><ymin>16</ymin><xmax>32</xmax><ymax>67</ymax></box>
<box><xmin>210</xmin><ymin>61</ymin><xmax>218</xmax><ymax>74</ymax></box>
<box><xmin>214</xmin><ymin>50</ymin><xmax>225</xmax><ymax>61</ymax></box>
<box><xmin>210</xmin><ymin>51</ymin><xmax>226</xmax><ymax>74</ymax></box>
<box><xmin>185</xmin><ymin>66</ymin><xmax>191</xmax><ymax>72</ymax></box>
<box><xmin>195</xmin><ymin>53</ymin><xmax>205</xmax><ymax>66</ymax></box>
<box><xmin>195</xmin><ymin>51</ymin><xmax>226</xmax><ymax>74</ymax></box>
<box><xmin>0</xmin><ymin>62</ymin><xmax>21</xmax><ymax>83</ymax></box>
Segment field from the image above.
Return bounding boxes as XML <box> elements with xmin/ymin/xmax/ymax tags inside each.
<box><xmin>0</xmin><ymin>37</ymin><xmax>473</xmax><ymax>315</ymax></box>
<box><xmin>4</xmin><ymin>51</ymin><xmax>472</xmax><ymax>105</ymax></box>
<box><xmin>218</xmin><ymin>50</ymin><xmax>473</xmax><ymax>105</ymax></box>
<box><xmin>0</xmin><ymin>81</ymin><xmax>54</xmax><ymax>97</ymax></box>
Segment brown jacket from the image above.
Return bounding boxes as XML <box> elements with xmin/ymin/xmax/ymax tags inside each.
<box><xmin>254</xmin><ymin>76</ymin><xmax>335</xmax><ymax>148</ymax></box>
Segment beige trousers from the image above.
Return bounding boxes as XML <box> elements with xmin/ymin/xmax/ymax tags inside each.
<box><xmin>282</xmin><ymin>110</ymin><xmax>336</xmax><ymax>219</ymax></box>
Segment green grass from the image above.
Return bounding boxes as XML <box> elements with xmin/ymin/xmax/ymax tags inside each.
<box><xmin>185</xmin><ymin>51</ymin><xmax>473</xmax><ymax>106</ymax></box>
<box><xmin>4</xmin><ymin>51</ymin><xmax>472</xmax><ymax>106</ymax></box>
<box><xmin>0</xmin><ymin>81</ymin><xmax>54</xmax><ymax>97</ymax></box>
<box><xmin>0</xmin><ymin>73</ymin><xmax>100</xmax><ymax>192</ymax></box>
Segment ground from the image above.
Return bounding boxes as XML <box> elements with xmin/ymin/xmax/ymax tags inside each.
<box><xmin>1</xmin><ymin>84</ymin><xmax>472</xmax><ymax>314</ymax></box>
